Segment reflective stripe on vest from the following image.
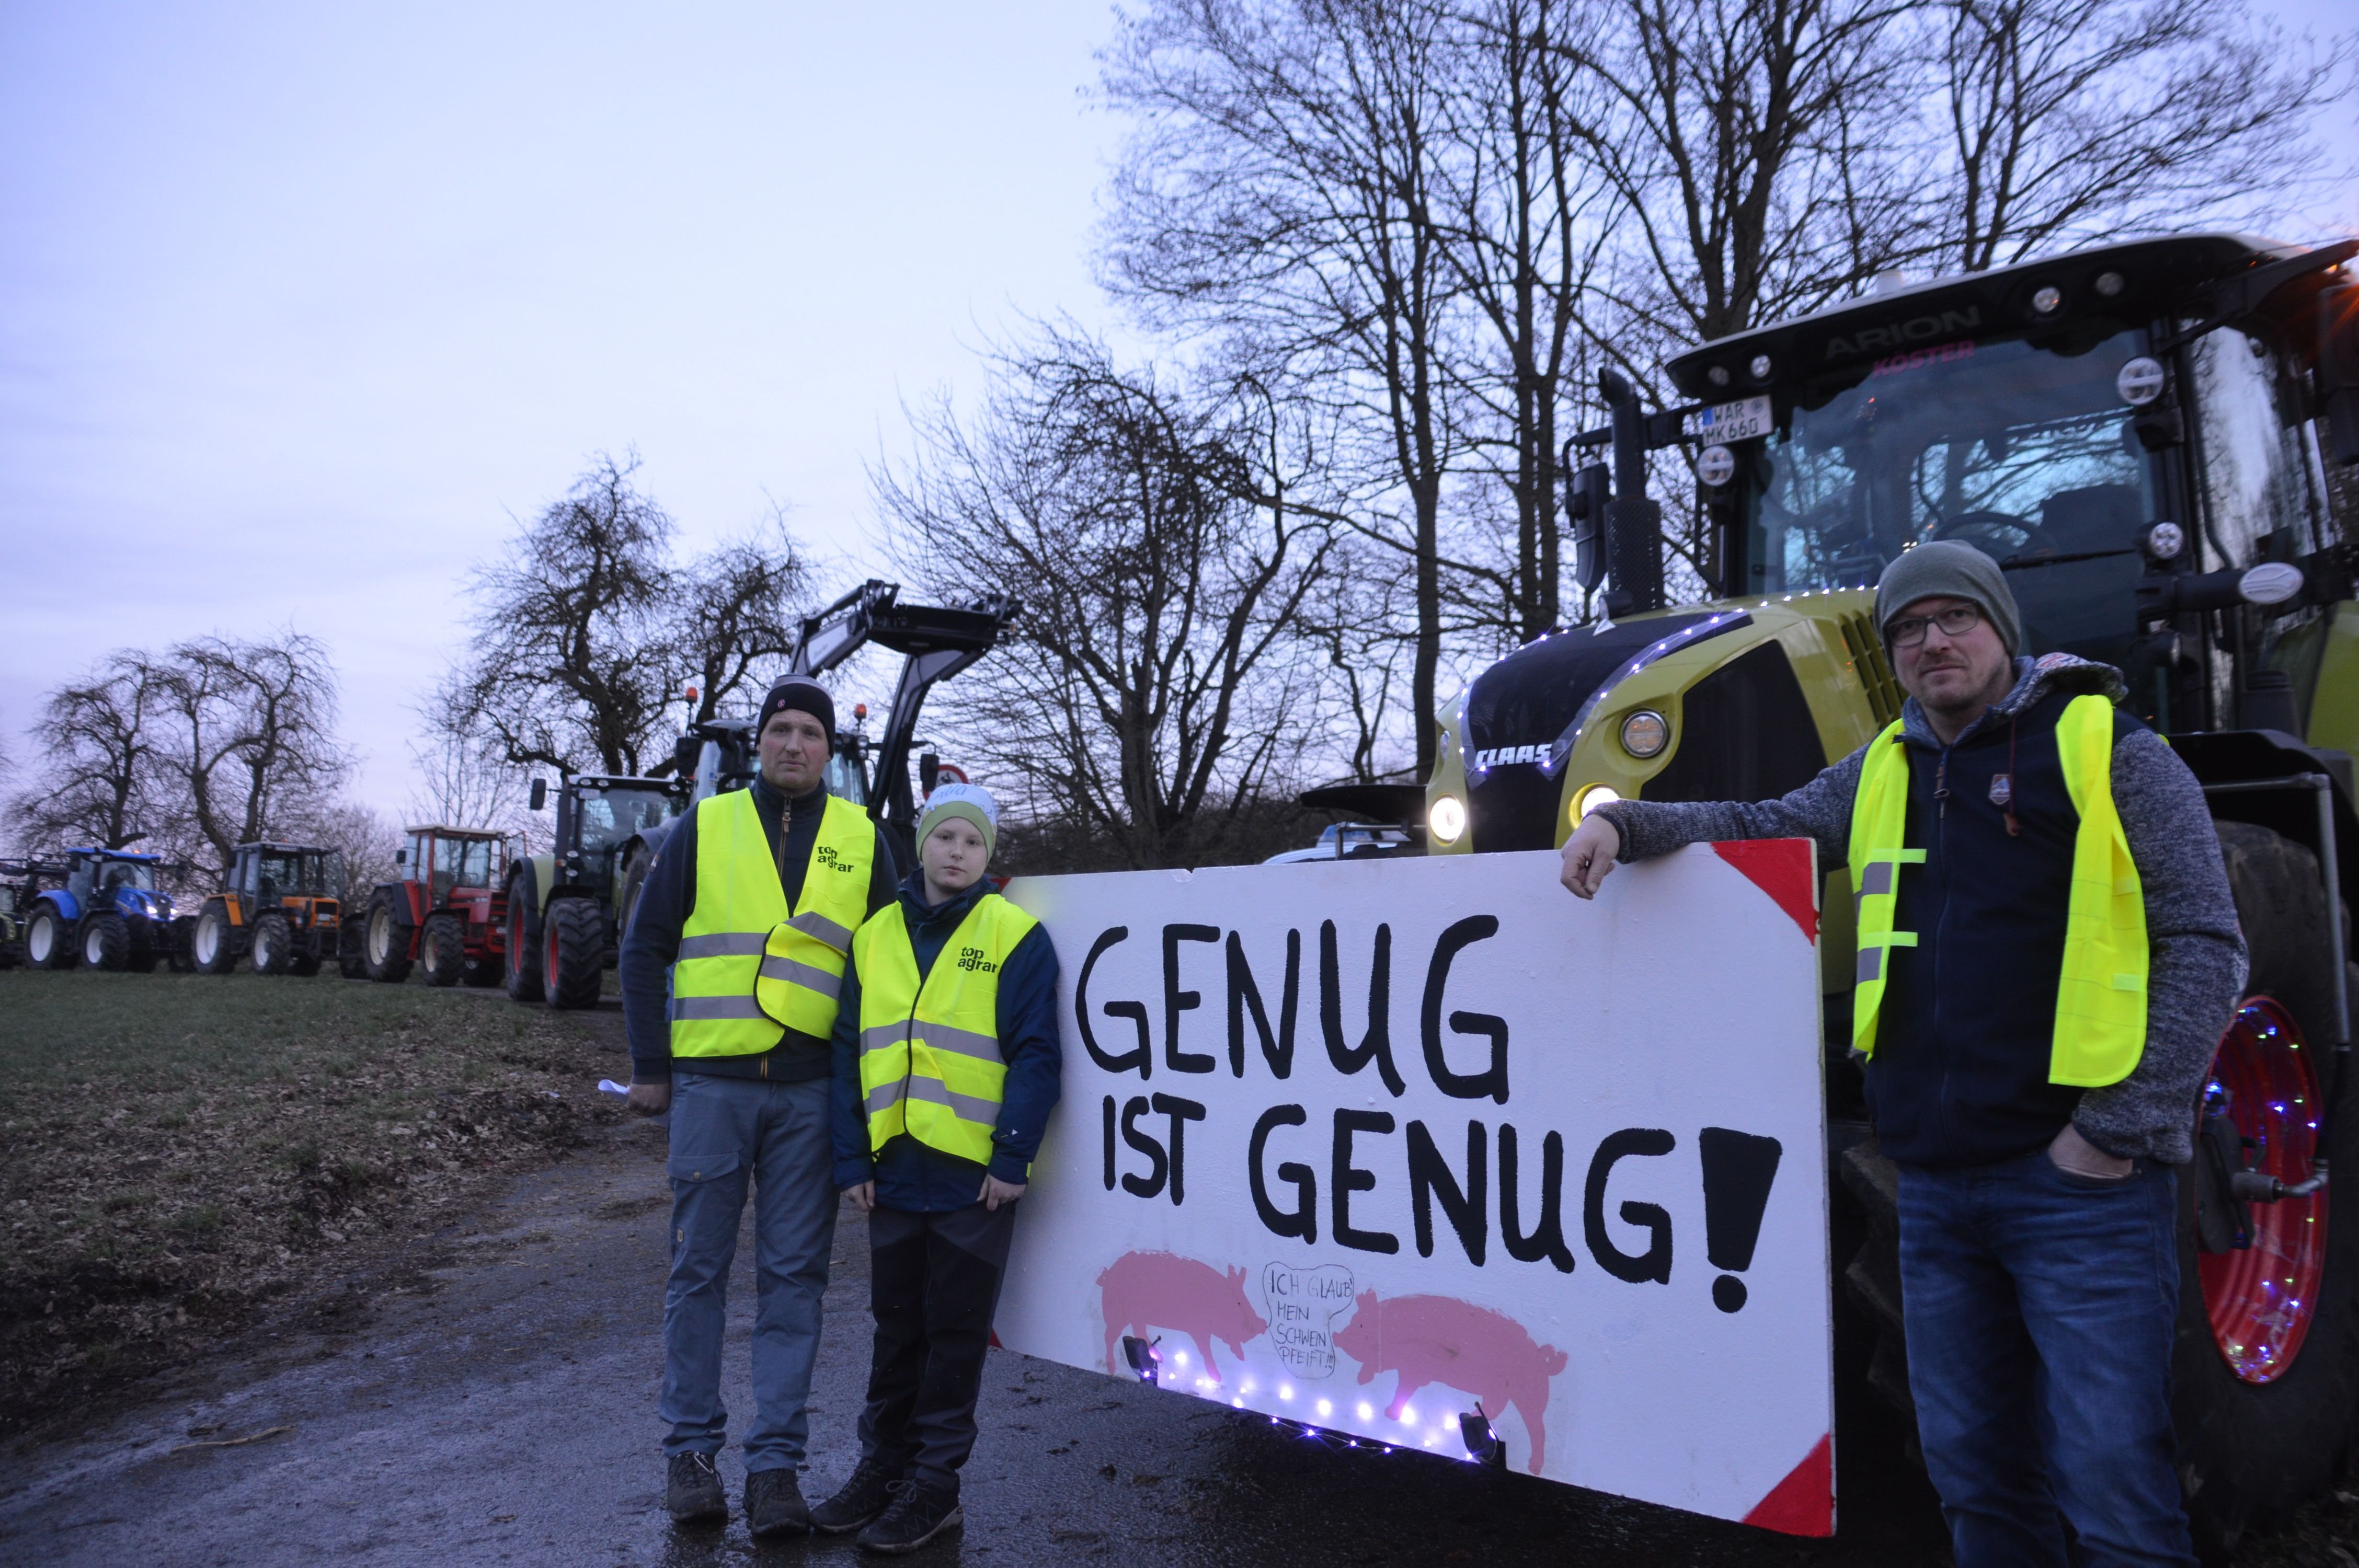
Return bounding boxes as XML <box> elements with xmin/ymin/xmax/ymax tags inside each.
<box><xmin>853</xmin><ymin>892</ymin><xmax>1038</xmax><ymax>1166</ymax></box>
<box><xmin>1846</xmin><ymin>694</ymin><xmax>2146</xmax><ymax>1086</ymax></box>
<box><xmin>670</xmin><ymin>789</ymin><xmax>877</xmax><ymax>1057</ymax></box>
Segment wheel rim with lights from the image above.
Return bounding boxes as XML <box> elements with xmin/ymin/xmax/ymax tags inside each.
<box><xmin>2198</xmin><ymin>996</ymin><xmax>2327</xmax><ymax>1384</ymax></box>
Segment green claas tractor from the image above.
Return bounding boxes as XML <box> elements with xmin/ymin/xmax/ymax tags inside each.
<box><xmin>502</xmin><ymin>774</ymin><xmax>687</xmax><ymax>1009</ymax></box>
<box><xmin>1426</xmin><ymin>233</ymin><xmax>2359</xmax><ymax>1553</ymax></box>
<box><xmin>186</xmin><ymin>842</ymin><xmax>345</xmax><ymax>976</ymax></box>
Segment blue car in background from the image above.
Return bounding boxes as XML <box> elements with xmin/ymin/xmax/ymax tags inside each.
<box><xmin>20</xmin><ymin>848</ymin><xmax>186</xmax><ymax>972</ymax></box>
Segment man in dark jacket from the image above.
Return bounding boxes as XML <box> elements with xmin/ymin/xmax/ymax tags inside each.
<box><xmin>620</xmin><ymin>676</ymin><xmax>901</xmax><ymax>1535</ymax></box>
<box><xmin>812</xmin><ymin>782</ymin><xmax>1061</xmax><ymax>1554</ymax></box>
<box><xmin>1559</xmin><ymin>542</ymin><xmax>2244</xmax><ymax>1567</ymax></box>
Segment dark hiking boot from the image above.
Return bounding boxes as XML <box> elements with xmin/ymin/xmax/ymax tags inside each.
<box><xmin>666</xmin><ymin>1451</ymin><xmax>727</xmax><ymax>1525</ymax></box>
<box><xmin>856</xmin><ymin>1480</ymin><xmax>962</xmax><ymax>1554</ymax></box>
<box><xmin>811</xmin><ymin>1458</ymin><xmax>899</xmax><ymax>1534</ymax></box>
<box><xmin>745</xmin><ymin>1466</ymin><xmax>814</xmax><ymax>1537</ymax></box>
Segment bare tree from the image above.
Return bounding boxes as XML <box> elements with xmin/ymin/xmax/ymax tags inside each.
<box><xmin>1925</xmin><ymin>0</ymin><xmax>2352</xmax><ymax>274</ymax></box>
<box><xmin>1103</xmin><ymin>0</ymin><xmax>1470</xmax><ymax>774</ymax></box>
<box><xmin>880</xmin><ymin>337</ymin><xmax>1333</xmax><ymax>867</ymax></box>
<box><xmin>671</xmin><ymin>519</ymin><xmax>812</xmax><ymax>731</ymax></box>
<box><xmin>404</xmin><ymin>731</ymin><xmax>533</xmax><ymax>839</ymax></box>
<box><xmin>159</xmin><ymin>633</ymin><xmax>351</xmax><ymax>879</ymax></box>
<box><xmin>439</xmin><ymin>453</ymin><xmax>679</xmax><ymax>777</ymax></box>
<box><xmin>285</xmin><ymin>798</ymin><xmax>403</xmax><ymax>904</ymax></box>
<box><xmin>7</xmin><ymin>651</ymin><xmax>167</xmax><ymax>851</ymax></box>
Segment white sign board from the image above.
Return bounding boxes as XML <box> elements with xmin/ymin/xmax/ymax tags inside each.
<box><xmin>995</xmin><ymin>843</ymin><xmax>1833</xmax><ymax>1535</ymax></box>
<box><xmin>1696</xmin><ymin>393</ymin><xmax>1774</xmax><ymax>442</ymax></box>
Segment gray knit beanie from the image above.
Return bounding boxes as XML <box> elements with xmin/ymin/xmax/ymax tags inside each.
<box><xmin>1873</xmin><ymin>540</ymin><xmax>2023</xmax><ymax>655</ymax></box>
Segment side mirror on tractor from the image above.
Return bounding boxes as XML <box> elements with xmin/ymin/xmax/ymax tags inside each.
<box><xmin>1565</xmin><ymin>448</ymin><xmax>1610</xmax><ymax>594</ymax></box>
<box><xmin>394</xmin><ymin>848</ymin><xmax>406</xmax><ymax>866</ymax></box>
<box><xmin>529</xmin><ymin>778</ymin><xmax>547</xmax><ymax>812</ymax></box>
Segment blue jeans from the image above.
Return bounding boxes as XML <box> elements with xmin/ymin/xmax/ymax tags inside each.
<box><xmin>1897</xmin><ymin>1148</ymin><xmax>2194</xmax><ymax>1568</ymax></box>
<box><xmin>660</xmin><ymin>1073</ymin><xmax>838</xmax><ymax>1471</ymax></box>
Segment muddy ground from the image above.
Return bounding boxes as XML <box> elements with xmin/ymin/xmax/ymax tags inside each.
<box><xmin>5</xmin><ymin>992</ymin><xmax>2359</xmax><ymax>1565</ymax></box>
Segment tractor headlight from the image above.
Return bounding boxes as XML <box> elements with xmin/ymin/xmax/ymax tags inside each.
<box><xmin>1429</xmin><ymin>795</ymin><xmax>1467</xmax><ymax>845</ymax></box>
<box><xmin>1619</xmin><ymin>710</ymin><xmax>1670</xmax><ymax>759</ymax></box>
<box><xmin>1573</xmin><ymin>784</ymin><xmax>1621</xmax><ymax>824</ymax></box>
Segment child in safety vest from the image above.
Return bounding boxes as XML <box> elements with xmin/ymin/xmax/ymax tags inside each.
<box><xmin>814</xmin><ymin>782</ymin><xmax>1062</xmax><ymax>1553</ymax></box>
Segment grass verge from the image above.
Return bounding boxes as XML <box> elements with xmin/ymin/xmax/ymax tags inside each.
<box><xmin>0</xmin><ymin>969</ymin><xmax>622</xmax><ymax>1431</ymax></box>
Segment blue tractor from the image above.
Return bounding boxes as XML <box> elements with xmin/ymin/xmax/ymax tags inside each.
<box><xmin>19</xmin><ymin>848</ymin><xmax>185</xmax><ymax>972</ymax></box>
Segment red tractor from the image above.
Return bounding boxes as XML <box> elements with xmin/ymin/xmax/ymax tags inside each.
<box><xmin>351</xmin><ymin>825</ymin><xmax>511</xmax><ymax>987</ymax></box>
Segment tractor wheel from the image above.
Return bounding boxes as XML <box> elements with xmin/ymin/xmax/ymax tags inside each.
<box><xmin>504</xmin><ymin>879</ymin><xmax>545</xmax><ymax>1004</ymax></box>
<box><xmin>544</xmin><ymin>896</ymin><xmax>606</xmax><ymax>1010</ymax></box>
<box><xmin>420</xmin><ymin>912</ymin><xmax>466</xmax><ymax>988</ymax></box>
<box><xmin>251</xmin><ymin>912</ymin><xmax>295</xmax><ymax>975</ymax></box>
<box><xmin>2171</xmin><ymin>824</ymin><xmax>2359</xmax><ymax>1557</ymax></box>
<box><xmin>25</xmin><ymin>906</ymin><xmax>76</xmax><ymax>970</ymax></box>
<box><xmin>193</xmin><ymin>905</ymin><xmax>238</xmax><ymax>974</ymax></box>
<box><xmin>81</xmin><ymin>912</ymin><xmax>129</xmax><ymax>972</ymax></box>
<box><xmin>363</xmin><ymin>890</ymin><xmax>413</xmax><ymax>983</ymax></box>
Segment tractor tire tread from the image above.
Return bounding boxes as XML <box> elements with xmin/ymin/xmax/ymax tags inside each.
<box><xmin>545</xmin><ymin>897</ymin><xmax>605</xmax><ymax>1010</ymax></box>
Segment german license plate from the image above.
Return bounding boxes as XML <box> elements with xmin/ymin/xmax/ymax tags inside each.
<box><xmin>1697</xmin><ymin>394</ymin><xmax>1773</xmax><ymax>442</ymax></box>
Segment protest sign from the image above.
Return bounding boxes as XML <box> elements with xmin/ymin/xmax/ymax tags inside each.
<box><xmin>994</xmin><ymin>842</ymin><xmax>1833</xmax><ymax>1535</ymax></box>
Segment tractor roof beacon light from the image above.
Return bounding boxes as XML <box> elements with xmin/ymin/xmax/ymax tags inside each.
<box><xmin>1459</xmin><ymin>1406</ymin><xmax>1507</xmax><ymax>1469</ymax></box>
<box><xmin>1121</xmin><ymin>1334</ymin><xmax>1163</xmax><ymax>1385</ymax></box>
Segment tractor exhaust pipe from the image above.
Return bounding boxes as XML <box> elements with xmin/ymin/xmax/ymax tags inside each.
<box><xmin>1599</xmin><ymin>370</ymin><xmax>1665</xmax><ymax>619</ymax></box>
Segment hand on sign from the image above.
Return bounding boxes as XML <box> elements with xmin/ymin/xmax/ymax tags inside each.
<box><xmin>979</xmin><ymin>1174</ymin><xmax>1026</xmax><ymax>1211</ymax></box>
<box><xmin>845</xmin><ymin>1181</ymin><xmax>876</xmax><ymax>1213</ymax></box>
<box><xmin>625</xmin><ymin>1080</ymin><xmax>671</xmax><ymax>1115</ymax></box>
<box><xmin>1558</xmin><ymin>814</ymin><xmax>1622</xmax><ymax>900</ymax></box>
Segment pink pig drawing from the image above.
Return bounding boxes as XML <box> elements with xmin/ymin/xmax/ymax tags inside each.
<box><xmin>1097</xmin><ymin>1251</ymin><xmax>1269</xmax><ymax>1386</ymax></box>
<box><xmin>1330</xmin><ymin>1289</ymin><xmax>1568</xmax><ymax>1474</ymax></box>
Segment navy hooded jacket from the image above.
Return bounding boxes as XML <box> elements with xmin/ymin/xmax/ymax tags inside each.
<box><xmin>829</xmin><ymin>872</ymin><xmax>1063</xmax><ymax>1210</ymax></box>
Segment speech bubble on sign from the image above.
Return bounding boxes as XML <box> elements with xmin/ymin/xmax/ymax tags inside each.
<box><xmin>1262</xmin><ymin>1262</ymin><xmax>1356</xmax><ymax>1379</ymax></box>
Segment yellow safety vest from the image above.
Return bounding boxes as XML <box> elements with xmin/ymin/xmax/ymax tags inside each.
<box><xmin>853</xmin><ymin>892</ymin><xmax>1038</xmax><ymax>1166</ymax></box>
<box><xmin>670</xmin><ymin>789</ymin><xmax>877</xmax><ymax>1057</ymax></box>
<box><xmin>1849</xmin><ymin>693</ymin><xmax>2147</xmax><ymax>1086</ymax></box>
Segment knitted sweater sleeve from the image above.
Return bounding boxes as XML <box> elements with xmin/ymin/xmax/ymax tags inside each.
<box><xmin>1591</xmin><ymin>744</ymin><xmax>1868</xmax><ymax>872</ymax></box>
<box><xmin>2074</xmin><ymin>727</ymin><xmax>2247</xmax><ymax>1164</ymax></box>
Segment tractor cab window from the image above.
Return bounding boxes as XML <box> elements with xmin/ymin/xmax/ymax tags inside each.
<box><xmin>438</xmin><ymin>836</ymin><xmax>497</xmax><ymax>889</ymax></box>
<box><xmin>99</xmin><ymin>859</ymin><xmax>153</xmax><ymax>893</ymax></box>
<box><xmin>1747</xmin><ymin>328</ymin><xmax>2159</xmax><ymax>666</ymax></box>
<box><xmin>825</xmin><ymin>743</ymin><xmax>869</xmax><ymax>806</ymax></box>
<box><xmin>577</xmin><ymin>788</ymin><xmax>673</xmax><ymax>854</ymax></box>
<box><xmin>2189</xmin><ymin>326</ymin><xmax>2323</xmax><ymax>568</ymax></box>
<box><xmin>254</xmin><ymin>851</ymin><xmax>322</xmax><ymax>898</ymax></box>
<box><xmin>67</xmin><ymin>860</ymin><xmax>95</xmax><ymax>901</ymax></box>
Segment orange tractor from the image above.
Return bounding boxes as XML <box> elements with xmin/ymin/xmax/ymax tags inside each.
<box><xmin>351</xmin><ymin>825</ymin><xmax>511</xmax><ymax>987</ymax></box>
<box><xmin>187</xmin><ymin>842</ymin><xmax>345</xmax><ymax>975</ymax></box>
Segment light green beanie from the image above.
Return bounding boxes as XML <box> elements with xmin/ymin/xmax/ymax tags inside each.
<box><xmin>917</xmin><ymin>782</ymin><xmax>998</xmax><ymax>862</ymax></box>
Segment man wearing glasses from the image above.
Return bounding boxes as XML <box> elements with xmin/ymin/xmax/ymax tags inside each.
<box><xmin>1559</xmin><ymin>540</ymin><xmax>2245</xmax><ymax>1568</ymax></box>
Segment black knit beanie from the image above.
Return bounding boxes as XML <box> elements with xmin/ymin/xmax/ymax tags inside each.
<box><xmin>757</xmin><ymin>676</ymin><xmax>835</xmax><ymax>739</ymax></box>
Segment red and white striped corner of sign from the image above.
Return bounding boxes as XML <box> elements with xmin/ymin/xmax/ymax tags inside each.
<box><xmin>1709</xmin><ymin>839</ymin><xmax>1819</xmax><ymax>944</ymax></box>
<box><xmin>1742</xmin><ymin>1432</ymin><xmax>1833</xmax><ymax>1537</ymax></box>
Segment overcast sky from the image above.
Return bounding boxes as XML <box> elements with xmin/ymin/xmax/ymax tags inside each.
<box><xmin>3</xmin><ymin>0</ymin><xmax>2352</xmax><ymax>829</ymax></box>
<box><xmin>0</xmin><ymin>0</ymin><xmax>1126</xmax><ymax>820</ymax></box>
